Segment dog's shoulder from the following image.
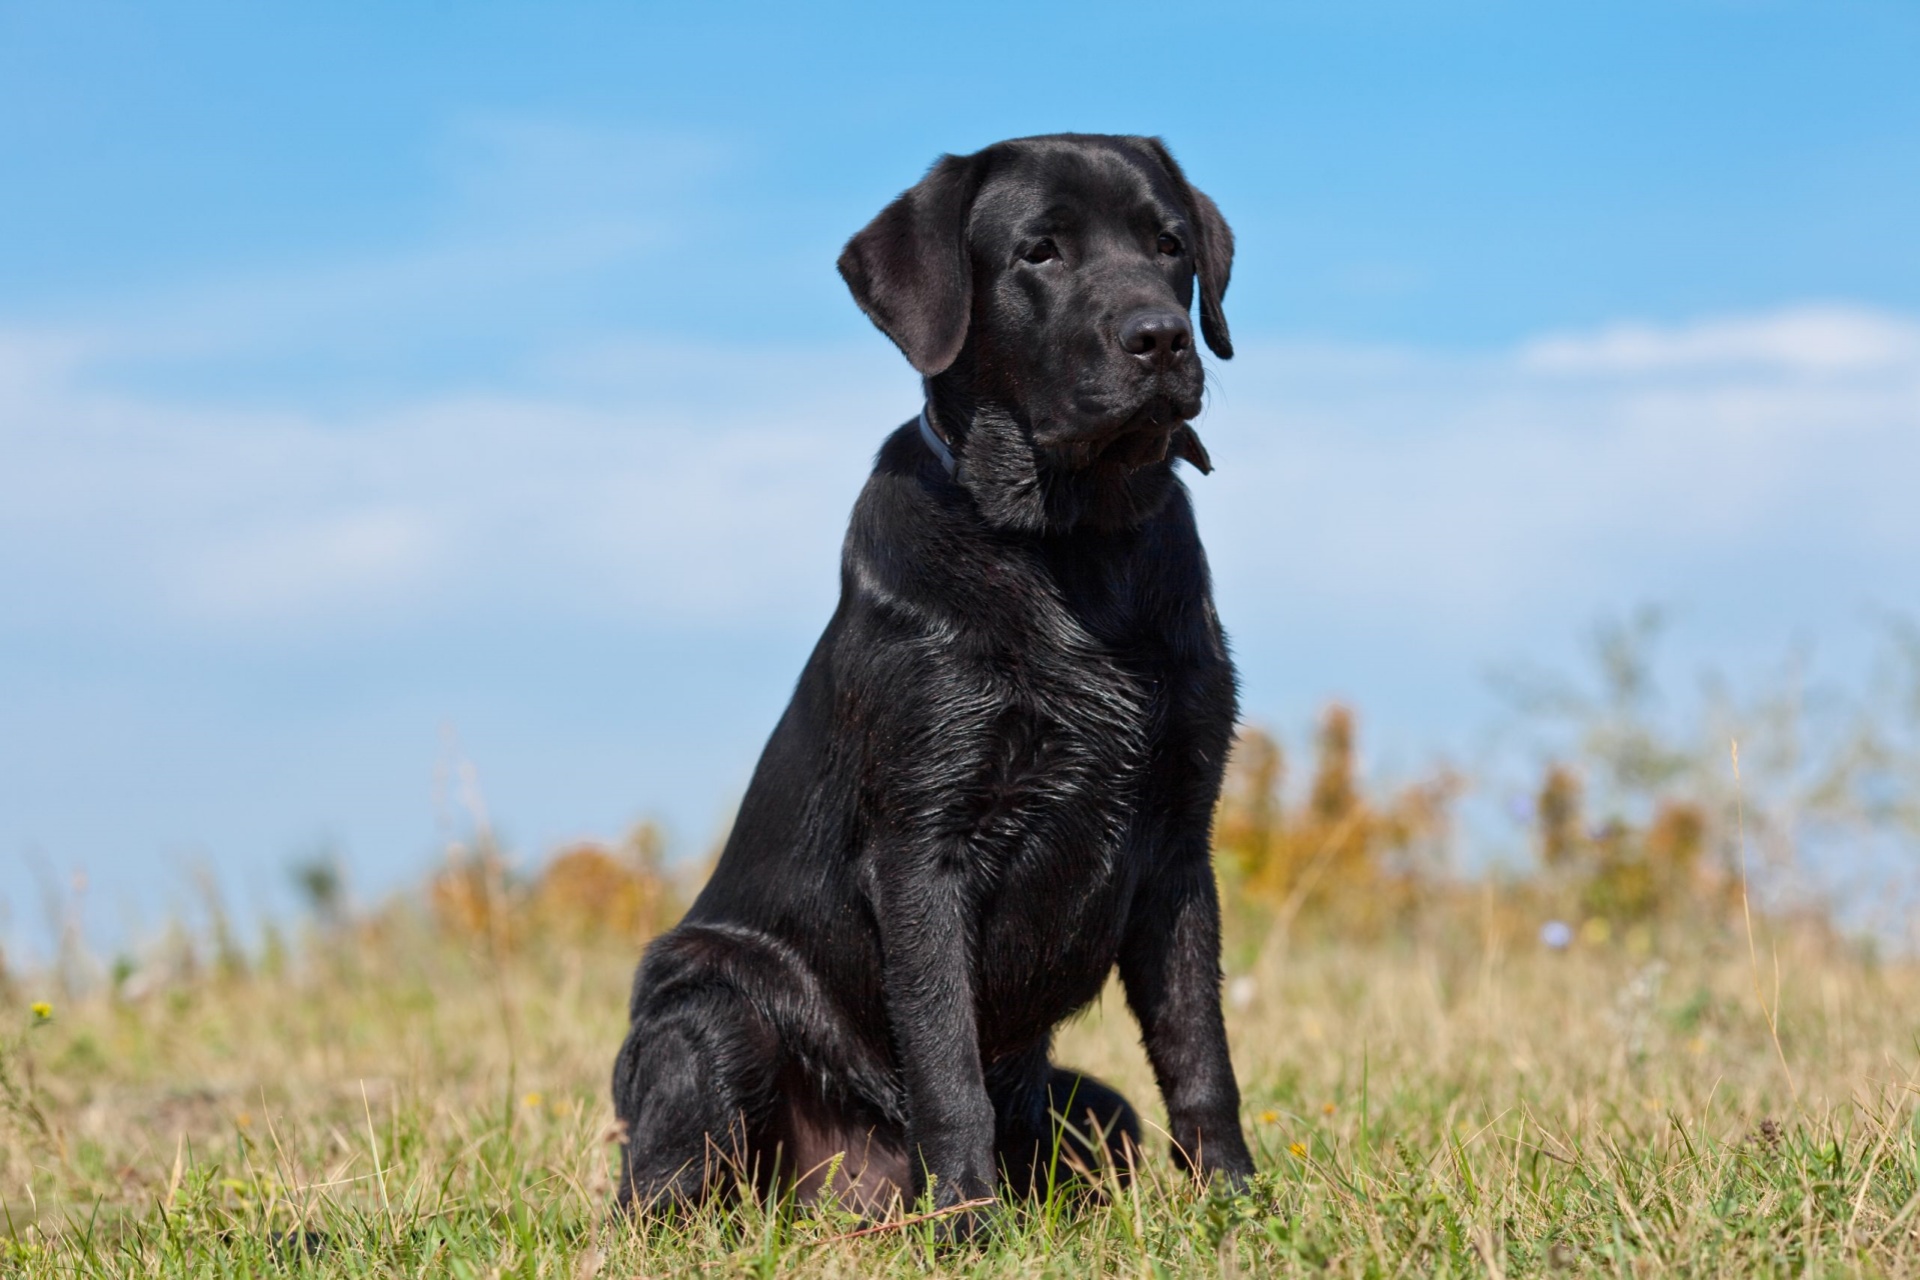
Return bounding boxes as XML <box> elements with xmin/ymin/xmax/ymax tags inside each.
<box><xmin>836</xmin><ymin>423</ymin><xmax>1017</xmax><ymax>625</ymax></box>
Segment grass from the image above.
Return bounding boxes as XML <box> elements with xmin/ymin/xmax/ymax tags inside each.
<box><xmin>3</xmin><ymin>900</ymin><xmax>1920</xmax><ymax>1277</ymax></box>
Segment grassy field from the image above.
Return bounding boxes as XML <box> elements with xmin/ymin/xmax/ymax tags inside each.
<box><xmin>3</xmin><ymin>894</ymin><xmax>1919</xmax><ymax>1277</ymax></box>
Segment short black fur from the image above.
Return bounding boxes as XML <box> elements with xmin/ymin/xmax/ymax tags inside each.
<box><xmin>613</xmin><ymin>134</ymin><xmax>1255</xmax><ymax>1228</ymax></box>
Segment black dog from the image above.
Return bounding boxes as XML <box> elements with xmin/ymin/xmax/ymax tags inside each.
<box><xmin>613</xmin><ymin>134</ymin><xmax>1255</xmax><ymax>1224</ymax></box>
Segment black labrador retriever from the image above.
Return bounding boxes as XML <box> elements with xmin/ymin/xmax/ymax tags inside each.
<box><xmin>612</xmin><ymin>133</ymin><xmax>1255</xmax><ymax>1224</ymax></box>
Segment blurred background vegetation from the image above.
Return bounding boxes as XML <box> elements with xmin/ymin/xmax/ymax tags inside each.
<box><xmin>5</xmin><ymin>610</ymin><xmax>1918</xmax><ymax>1003</ymax></box>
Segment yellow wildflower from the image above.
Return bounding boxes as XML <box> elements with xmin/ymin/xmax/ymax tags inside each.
<box><xmin>1258</xmin><ymin>1109</ymin><xmax>1280</xmax><ymax>1124</ymax></box>
<box><xmin>521</xmin><ymin>1091</ymin><xmax>543</xmax><ymax>1109</ymax></box>
<box><xmin>29</xmin><ymin>1002</ymin><xmax>51</xmax><ymax>1022</ymax></box>
<box><xmin>1288</xmin><ymin>1141</ymin><xmax>1308</xmax><ymax>1158</ymax></box>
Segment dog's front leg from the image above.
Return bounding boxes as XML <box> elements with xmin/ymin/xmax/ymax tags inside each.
<box><xmin>872</xmin><ymin>850</ymin><xmax>997</xmax><ymax>1230</ymax></box>
<box><xmin>1119</xmin><ymin>852</ymin><xmax>1256</xmax><ymax>1186</ymax></box>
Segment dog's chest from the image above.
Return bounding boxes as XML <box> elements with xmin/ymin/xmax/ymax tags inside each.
<box><xmin>961</xmin><ymin>557</ymin><xmax>1162</xmax><ymax>857</ymax></box>
<box><xmin>965</xmin><ymin>651</ymin><xmax>1153</xmax><ymax>866</ymax></box>
<box><xmin>959</xmin><ymin>572</ymin><xmax>1178</xmax><ymax>1035</ymax></box>
<box><xmin>963</xmin><ymin>682</ymin><xmax>1153</xmax><ymax>1044</ymax></box>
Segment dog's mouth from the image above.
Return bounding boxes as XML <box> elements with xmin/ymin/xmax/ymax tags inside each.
<box><xmin>1048</xmin><ymin>398</ymin><xmax>1213</xmax><ymax>475</ymax></box>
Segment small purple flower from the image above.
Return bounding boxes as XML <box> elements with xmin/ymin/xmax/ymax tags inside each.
<box><xmin>1540</xmin><ymin>920</ymin><xmax>1574</xmax><ymax>950</ymax></box>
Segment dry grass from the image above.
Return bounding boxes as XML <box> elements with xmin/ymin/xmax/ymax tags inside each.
<box><xmin>2</xmin><ymin>896</ymin><xmax>1919</xmax><ymax>1276</ymax></box>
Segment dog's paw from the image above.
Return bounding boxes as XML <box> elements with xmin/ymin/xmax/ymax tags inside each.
<box><xmin>1206</xmin><ymin>1160</ymin><xmax>1257</xmax><ymax>1195</ymax></box>
<box><xmin>919</xmin><ymin>1188</ymin><xmax>1001</xmax><ymax>1248</ymax></box>
<box><xmin>933</xmin><ymin>1202</ymin><xmax>999</xmax><ymax>1246</ymax></box>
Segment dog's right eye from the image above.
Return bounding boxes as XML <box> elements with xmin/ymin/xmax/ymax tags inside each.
<box><xmin>1022</xmin><ymin>238</ymin><xmax>1059</xmax><ymax>265</ymax></box>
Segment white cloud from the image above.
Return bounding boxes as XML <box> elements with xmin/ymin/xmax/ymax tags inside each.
<box><xmin>1517</xmin><ymin>305</ymin><xmax>1920</xmax><ymax>375</ymax></box>
<box><xmin>1200</xmin><ymin>306</ymin><xmax>1920</xmax><ymax>633</ymax></box>
<box><xmin>0</xmin><ymin>333</ymin><xmax>913</xmax><ymax>633</ymax></box>
<box><xmin>1</xmin><ymin>305</ymin><xmax>1915</xmax><ymax>646</ymax></box>
<box><xmin>0</xmin><ymin>329</ymin><xmax>87</xmax><ymax>394</ymax></box>
<box><xmin>178</xmin><ymin>507</ymin><xmax>445</xmax><ymax>622</ymax></box>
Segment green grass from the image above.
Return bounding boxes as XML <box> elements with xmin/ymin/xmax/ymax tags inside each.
<box><xmin>4</xmin><ymin>904</ymin><xmax>1920</xmax><ymax>1276</ymax></box>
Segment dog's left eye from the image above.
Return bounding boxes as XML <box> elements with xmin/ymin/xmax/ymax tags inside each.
<box><xmin>1157</xmin><ymin>232</ymin><xmax>1183</xmax><ymax>257</ymax></box>
<box><xmin>1023</xmin><ymin>238</ymin><xmax>1060</xmax><ymax>264</ymax></box>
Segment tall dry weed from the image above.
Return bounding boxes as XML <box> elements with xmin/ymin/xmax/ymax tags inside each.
<box><xmin>430</xmin><ymin>821</ymin><xmax>681</xmax><ymax>951</ymax></box>
<box><xmin>1214</xmin><ymin>705</ymin><xmax>1457</xmax><ymax>930</ymax></box>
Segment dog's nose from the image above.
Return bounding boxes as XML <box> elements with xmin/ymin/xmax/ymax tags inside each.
<box><xmin>1117</xmin><ymin>308</ymin><xmax>1193</xmax><ymax>369</ymax></box>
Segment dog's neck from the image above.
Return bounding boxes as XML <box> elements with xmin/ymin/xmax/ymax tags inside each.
<box><xmin>924</xmin><ymin>375</ymin><xmax>1195</xmax><ymax>537</ymax></box>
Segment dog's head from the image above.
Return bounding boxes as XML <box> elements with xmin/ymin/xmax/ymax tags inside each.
<box><xmin>839</xmin><ymin>134</ymin><xmax>1234</xmax><ymax>532</ymax></box>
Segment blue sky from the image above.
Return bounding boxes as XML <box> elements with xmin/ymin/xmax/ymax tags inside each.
<box><xmin>3</xmin><ymin>1</ymin><xmax>1918</xmax><ymax>947</ymax></box>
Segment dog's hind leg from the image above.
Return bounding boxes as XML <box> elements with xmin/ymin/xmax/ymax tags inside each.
<box><xmin>612</xmin><ymin>960</ymin><xmax>783</xmax><ymax>1213</ymax></box>
<box><xmin>760</xmin><ymin>1071</ymin><xmax>910</xmax><ymax>1217</ymax></box>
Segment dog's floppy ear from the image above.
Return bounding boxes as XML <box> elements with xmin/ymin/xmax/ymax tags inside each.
<box><xmin>1142</xmin><ymin>138</ymin><xmax>1235</xmax><ymax>360</ymax></box>
<box><xmin>838</xmin><ymin>152</ymin><xmax>985</xmax><ymax>377</ymax></box>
